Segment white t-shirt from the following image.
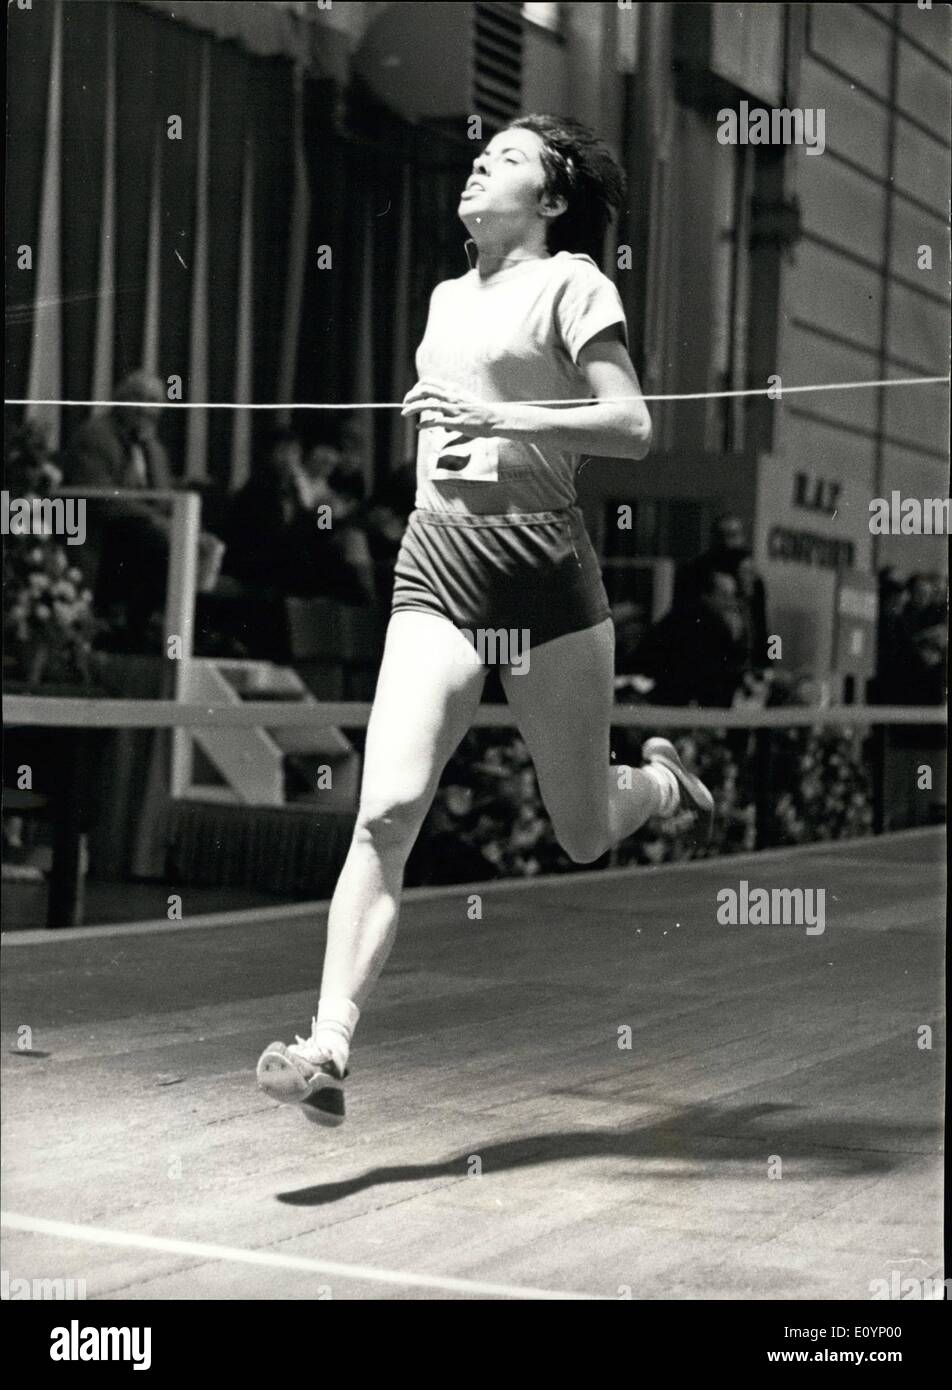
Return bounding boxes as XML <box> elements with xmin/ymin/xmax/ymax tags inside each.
<box><xmin>413</xmin><ymin>249</ymin><xmax>628</xmax><ymax>516</ymax></box>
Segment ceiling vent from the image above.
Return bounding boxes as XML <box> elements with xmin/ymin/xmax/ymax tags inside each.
<box><xmin>352</xmin><ymin>2</ymin><xmax>539</xmax><ymax>134</ymax></box>
<box><xmin>472</xmin><ymin>3</ymin><xmax>524</xmax><ymax>129</ymax></box>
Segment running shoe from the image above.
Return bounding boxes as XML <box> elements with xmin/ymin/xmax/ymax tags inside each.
<box><xmin>256</xmin><ymin>1026</ymin><xmax>348</xmax><ymax>1127</ymax></box>
<box><xmin>641</xmin><ymin>736</ymin><xmax>715</xmax><ymax>845</ymax></box>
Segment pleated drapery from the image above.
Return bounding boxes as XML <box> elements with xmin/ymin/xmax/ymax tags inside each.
<box><xmin>230</xmin><ymin>136</ymin><xmax>255</xmax><ymax>492</ymax></box>
<box><xmin>25</xmin><ymin>0</ymin><xmax>64</xmax><ymax>451</ymax></box>
<box><xmin>6</xmin><ymin>1</ymin><xmax>473</xmax><ymax>493</ymax></box>
<box><xmin>276</xmin><ymin>65</ymin><xmax>310</xmax><ymax>429</ymax></box>
<box><xmin>184</xmin><ymin>43</ymin><xmax>211</xmax><ymax>483</ymax></box>
<box><xmin>90</xmin><ymin>4</ymin><xmax>116</xmax><ymax>410</ymax></box>
<box><xmin>390</xmin><ymin>162</ymin><xmax>416</xmax><ymax>470</ymax></box>
<box><xmin>142</xmin><ymin>130</ymin><xmax>163</xmax><ymax>379</ymax></box>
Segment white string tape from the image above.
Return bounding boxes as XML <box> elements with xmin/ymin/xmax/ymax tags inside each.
<box><xmin>4</xmin><ymin>375</ymin><xmax>949</xmax><ymax>411</ymax></box>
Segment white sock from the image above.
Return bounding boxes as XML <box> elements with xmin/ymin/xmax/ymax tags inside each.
<box><xmin>311</xmin><ymin>997</ymin><xmax>360</xmax><ymax>1074</ymax></box>
<box><xmin>641</xmin><ymin>763</ymin><xmax>680</xmax><ymax>818</ymax></box>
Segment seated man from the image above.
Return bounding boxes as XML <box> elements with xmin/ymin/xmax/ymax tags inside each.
<box><xmin>634</xmin><ymin>564</ymin><xmax>751</xmax><ymax>709</ymax></box>
<box><xmin>301</xmin><ymin>457</ymin><xmax>376</xmax><ymax>607</ymax></box>
<box><xmin>363</xmin><ymin>461</ymin><xmax>416</xmax><ymax>599</ymax></box>
<box><xmin>221</xmin><ymin>427</ymin><xmax>308</xmax><ymax>595</ymax></box>
<box><xmin>676</xmin><ymin>513</ymin><xmax>769</xmax><ymax>669</ymax></box>
<box><xmin>223</xmin><ymin>435</ymin><xmax>375</xmax><ymax>606</ymax></box>
<box><xmin>64</xmin><ymin>371</ymin><xmax>224</xmax><ymax>649</ymax></box>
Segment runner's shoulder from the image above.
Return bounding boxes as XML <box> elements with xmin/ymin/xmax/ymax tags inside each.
<box><xmin>429</xmin><ymin>271</ymin><xmax>470</xmax><ymax>301</ymax></box>
<box><xmin>430</xmin><ymin>251</ymin><xmax>608</xmax><ymax>296</ymax></box>
<box><xmin>551</xmin><ymin>250</ymin><xmax>612</xmax><ymax>286</ymax></box>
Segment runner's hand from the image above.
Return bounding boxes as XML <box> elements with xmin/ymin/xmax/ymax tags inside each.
<box><xmin>401</xmin><ymin>379</ymin><xmax>500</xmax><ymax>438</ymax></box>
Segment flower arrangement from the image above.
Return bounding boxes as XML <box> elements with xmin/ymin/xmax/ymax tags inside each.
<box><xmin>3</xmin><ymin>538</ymin><xmax>98</xmax><ymax>685</ymax></box>
<box><xmin>406</xmin><ymin>732</ymin><xmax>569</xmax><ymax>884</ymax></box>
<box><xmin>409</xmin><ymin>719</ymin><xmax>874</xmax><ymax>885</ymax></box>
<box><xmin>3</xmin><ymin>424</ymin><xmax>98</xmax><ymax>686</ymax></box>
<box><xmin>760</xmin><ymin>725</ymin><xmax>874</xmax><ymax>845</ymax></box>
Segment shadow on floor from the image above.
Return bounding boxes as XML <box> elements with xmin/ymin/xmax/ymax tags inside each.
<box><xmin>276</xmin><ymin>1101</ymin><xmax>938</xmax><ymax>1205</ymax></box>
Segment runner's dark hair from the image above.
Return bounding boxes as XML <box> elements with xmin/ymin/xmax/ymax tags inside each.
<box><xmin>510</xmin><ymin>114</ymin><xmax>626</xmax><ymax>260</ymax></box>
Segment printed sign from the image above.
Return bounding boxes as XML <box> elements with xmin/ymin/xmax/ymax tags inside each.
<box><xmin>421</xmin><ymin>428</ymin><xmax>499</xmax><ymax>483</ymax></box>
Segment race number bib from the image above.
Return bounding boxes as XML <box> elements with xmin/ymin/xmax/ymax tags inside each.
<box><xmin>421</xmin><ymin>427</ymin><xmax>499</xmax><ymax>483</ymax></box>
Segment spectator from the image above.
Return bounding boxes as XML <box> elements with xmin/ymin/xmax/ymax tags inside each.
<box><xmin>222</xmin><ymin>434</ymin><xmax>375</xmax><ymax>605</ymax></box>
<box><xmin>336</xmin><ymin>410</ymin><xmax>371</xmax><ymax>478</ymax></box>
<box><xmin>734</xmin><ymin>552</ymin><xmax>770</xmax><ymax>679</ymax></box>
<box><xmin>364</xmin><ymin>461</ymin><xmax>416</xmax><ymax>598</ymax></box>
<box><xmin>676</xmin><ymin>513</ymin><xmax>769</xmax><ymax>669</ymax></box>
<box><xmin>222</xmin><ymin>428</ymin><xmax>311</xmax><ymax>594</ymax></box>
<box><xmin>291</xmin><ymin>442</ymin><xmax>341</xmax><ymax>511</ymax></box>
<box><xmin>62</xmin><ymin>371</ymin><xmax>173</xmax><ymax>647</ymax></box>
<box><xmin>871</xmin><ymin>569</ymin><xmax>946</xmax><ymax>706</ymax></box>
<box><xmin>634</xmin><ymin>563</ymin><xmax>751</xmax><ymax>708</ymax></box>
<box><xmin>869</xmin><ymin>569</ymin><xmax>910</xmax><ymax>704</ymax></box>
<box><xmin>901</xmin><ymin>572</ymin><xmax>947</xmax><ymax>705</ymax></box>
<box><xmin>62</xmin><ymin>371</ymin><xmax>224</xmax><ymax>650</ymax></box>
<box><xmin>64</xmin><ymin>369</ymin><xmax>172</xmax><ymax>507</ymax></box>
<box><xmin>300</xmin><ymin>457</ymin><xmax>376</xmax><ymax>606</ymax></box>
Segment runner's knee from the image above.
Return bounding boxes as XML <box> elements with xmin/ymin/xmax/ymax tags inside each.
<box><xmin>355</xmin><ymin>794</ymin><xmax>430</xmax><ymax>857</ymax></box>
<box><xmin>554</xmin><ymin>819</ymin><xmax>609</xmax><ymax>865</ymax></box>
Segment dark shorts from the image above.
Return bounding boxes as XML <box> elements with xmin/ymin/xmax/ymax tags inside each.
<box><xmin>391</xmin><ymin>507</ymin><xmax>611</xmax><ymax>655</ymax></box>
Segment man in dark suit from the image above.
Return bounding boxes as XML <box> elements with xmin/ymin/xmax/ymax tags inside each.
<box><xmin>63</xmin><ymin>371</ymin><xmax>173</xmax><ymax>647</ymax></box>
<box><xmin>65</xmin><ymin>369</ymin><xmax>172</xmax><ymax>509</ymax></box>
<box><xmin>676</xmin><ymin>514</ymin><xmax>770</xmax><ymax>673</ymax></box>
<box><xmin>635</xmin><ymin>563</ymin><xmax>752</xmax><ymax>709</ymax></box>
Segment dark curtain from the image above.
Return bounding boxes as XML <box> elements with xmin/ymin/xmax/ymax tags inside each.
<box><xmin>6</xmin><ymin>1</ymin><xmax>471</xmax><ymax>492</ymax></box>
<box><xmin>60</xmin><ymin>4</ymin><xmax>107</xmax><ymax>408</ymax></box>
<box><xmin>4</xmin><ymin>1</ymin><xmax>56</xmax><ymax>414</ymax></box>
<box><xmin>296</xmin><ymin>76</ymin><xmax>471</xmax><ymax>486</ymax></box>
<box><xmin>206</xmin><ymin>39</ymin><xmax>249</xmax><ymax>488</ymax></box>
<box><xmin>248</xmin><ymin>57</ymin><xmax>294</xmax><ymax>469</ymax></box>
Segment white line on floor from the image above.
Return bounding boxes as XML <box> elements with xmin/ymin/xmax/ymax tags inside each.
<box><xmin>0</xmin><ymin>1211</ymin><xmax>607</xmax><ymax>1300</ymax></box>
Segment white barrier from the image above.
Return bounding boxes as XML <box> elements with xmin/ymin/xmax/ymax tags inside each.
<box><xmin>3</xmin><ymin>696</ymin><xmax>945</xmax><ymax>730</ymax></box>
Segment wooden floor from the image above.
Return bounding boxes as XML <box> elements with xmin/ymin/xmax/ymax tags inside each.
<box><xmin>1</xmin><ymin>828</ymin><xmax>945</xmax><ymax>1300</ymax></box>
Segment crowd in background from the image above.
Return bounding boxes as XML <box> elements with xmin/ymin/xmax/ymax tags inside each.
<box><xmin>627</xmin><ymin>513</ymin><xmax>771</xmax><ymax>710</ymax></box>
<box><xmin>872</xmin><ymin>567</ymin><xmax>949</xmax><ymax>707</ymax></box>
<box><xmin>2</xmin><ymin>376</ymin><xmax>947</xmax><ymax>889</ymax></box>
<box><xmin>2</xmin><ymin>372</ymin><xmax>415</xmax><ymax>664</ymax></box>
<box><xmin>2</xmin><ymin>373</ymin><xmax>947</xmax><ymax>705</ymax></box>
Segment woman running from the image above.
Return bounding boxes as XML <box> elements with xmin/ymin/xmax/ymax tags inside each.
<box><xmin>257</xmin><ymin>115</ymin><xmax>714</xmax><ymax>1125</ymax></box>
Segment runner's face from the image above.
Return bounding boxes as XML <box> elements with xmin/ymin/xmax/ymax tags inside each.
<box><xmin>458</xmin><ymin>127</ymin><xmax>557</xmax><ymax>234</ymax></box>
